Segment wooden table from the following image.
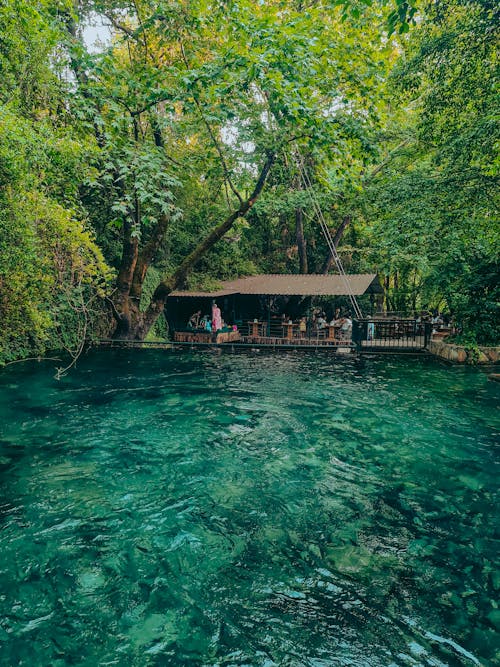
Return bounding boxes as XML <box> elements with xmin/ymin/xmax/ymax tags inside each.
<box><xmin>327</xmin><ymin>325</ymin><xmax>338</xmax><ymax>341</ymax></box>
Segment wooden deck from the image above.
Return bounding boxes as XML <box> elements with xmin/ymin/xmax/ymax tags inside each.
<box><xmin>173</xmin><ymin>330</ymin><xmax>241</xmax><ymax>344</ymax></box>
<box><xmin>169</xmin><ymin>336</ymin><xmax>428</xmax><ymax>354</ymax></box>
<box><xmin>240</xmin><ymin>335</ymin><xmax>348</xmax><ymax>347</ymax></box>
<box><xmin>94</xmin><ymin>337</ymin><xmax>429</xmax><ymax>355</ymax></box>
<box><xmin>94</xmin><ymin>319</ymin><xmax>432</xmax><ymax>354</ymax></box>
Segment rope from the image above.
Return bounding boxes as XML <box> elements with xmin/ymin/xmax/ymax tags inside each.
<box><xmin>293</xmin><ymin>148</ymin><xmax>363</xmax><ymax>318</ymax></box>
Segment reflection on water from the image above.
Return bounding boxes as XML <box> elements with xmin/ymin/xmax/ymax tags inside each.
<box><xmin>0</xmin><ymin>351</ymin><xmax>498</xmax><ymax>666</ymax></box>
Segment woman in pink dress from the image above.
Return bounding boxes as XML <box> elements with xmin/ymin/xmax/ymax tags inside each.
<box><xmin>212</xmin><ymin>302</ymin><xmax>222</xmax><ymax>332</ymax></box>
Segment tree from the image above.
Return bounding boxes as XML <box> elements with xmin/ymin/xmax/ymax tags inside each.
<box><xmin>0</xmin><ymin>2</ymin><xmax>111</xmax><ymax>365</ymax></box>
<box><xmin>66</xmin><ymin>0</ymin><xmax>395</xmax><ymax>339</ymax></box>
<box><xmin>353</xmin><ymin>0</ymin><xmax>499</xmax><ymax>339</ymax></box>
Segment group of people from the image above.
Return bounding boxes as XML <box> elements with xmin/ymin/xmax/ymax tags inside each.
<box><xmin>185</xmin><ymin>303</ymin><xmax>455</xmax><ymax>341</ymax></box>
<box><xmin>314</xmin><ymin>308</ymin><xmax>353</xmax><ymax>338</ymax></box>
<box><xmin>187</xmin><ymin>302</ymin><xmax>226</xmax><ymax>333</ymax></box>
<box><xmin>280</xmin><ymin>309</ymin><xmax>353</xmax><ymax>339</ymax></box>
<box><xmin>416</xmin><ymin>310</ymin><xmax>452</xmax><ymax>334</ymax></box>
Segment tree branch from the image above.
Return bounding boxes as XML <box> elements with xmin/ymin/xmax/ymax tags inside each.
<box><xmin>105</xmin><ymin>14</ymin><xmax>137</xmax><ymax>38</ymax></box>
<box><xmin>321</xmin><ymin>215</ymin><xmax>352</xmax><ymax>274</ymax></box>
<box><xmin>363</xmin><ymin>138</ymin><xmax>411</xmax><ymax>183</ymax></box>
<box><xmin>149</xmin><ymin>114</ymin><xmax>183</xmax><ymax>166</ymax></box>
<box><xmin>105</xmin><ymin>295</ymin><xmax>123</xmax><ymax>322</ymax></box>
<box><xmin>142</xmin><ymin>151</ymin><xmax>275</xmax><ymax>323</ymax></box>
<box><xmin>179</xmin><ymin>41</ymin><xmax>243</xmax><ymax>205</ymax></box>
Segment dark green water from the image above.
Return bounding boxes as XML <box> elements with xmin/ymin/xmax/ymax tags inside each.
<box><xmin>0</xmin><ymin>351</ymin><xmax>498</xmax><ymax>667</ymax></box>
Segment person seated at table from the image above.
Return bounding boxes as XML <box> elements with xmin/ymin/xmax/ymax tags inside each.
<box><xmin>333</xmin><ymin>308</ymin><xmax>341</xmax><ymax>322</ymax></box>
<box><xmin>188</xmin><ymin>310</ymin><xmax>202</xmax><ymax>328</ymax></box>
<box><xmin>340</xmin><ymin>314</ymin><xmax>352</xmax><ymax>339</ymax></box>
<box><xmin>432</xmin><ymin>312</ymin><xmax>443</xmax><ymax>326</ymax></box>
<box><xmin>420</xmin><ymin>310</ymin><xmax>432</xmax><ymax>322</ymax></box>
<box><xmin>317</xmin><ymin>315</ymin><xmax>327</xmax><ymax>329</ymax></box>
<box><xmin>199</xmin><ymin>315</ymin><xmax>211</xmax><ymax>331</ymax></box>
<box><xmin>431</xmin><ymin>311</ymin><xmax>444</xmax><ymax>334</ymax></box>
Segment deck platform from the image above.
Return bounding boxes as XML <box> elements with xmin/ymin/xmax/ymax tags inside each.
<box><xmin>171</xmin><ymin>334</ymin><xmax>428</xmax><ymax>354</ymax></box>
<box><xmin>94</xmin><ymin>320</ymin><xmax>432</xmax><ymax>355</ymax></box>
<box><xmin>173</xmin><ymin>330</ymin><xmax>241</xmax><ymax>344</ymax></box>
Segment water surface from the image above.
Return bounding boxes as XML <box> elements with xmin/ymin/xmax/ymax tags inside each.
<box><xmin>0</xmin><ymin>351</ymin><xmax>498</xmax><ymax>666</ymax></box>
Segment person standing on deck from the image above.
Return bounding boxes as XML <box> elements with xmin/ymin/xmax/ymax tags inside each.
<box><xmin>299</xmin><ymin>317</ymin><xmax>307</xmax><ymax>338</ymax></box>
<box><xmin>212</xmin><ymin>301</ymin><xmax>222</xmax><ymax>332</ymax></box>
<box><xmin>367</xmin><ymin>321</ymin><xmax>375</xmax><ymax>341</ymax></box>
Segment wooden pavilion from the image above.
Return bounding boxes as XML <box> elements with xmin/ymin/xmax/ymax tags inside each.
<box><xmin>166</xmin><ymin>273</ymin><xmax>383</xmax><ymax>345</ymax></box>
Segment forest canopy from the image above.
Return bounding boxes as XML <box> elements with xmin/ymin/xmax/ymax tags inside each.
<box><xmin>0</xmin><ymin>0</ymin><xmax>498</xmax><ymax>363</ymax></box>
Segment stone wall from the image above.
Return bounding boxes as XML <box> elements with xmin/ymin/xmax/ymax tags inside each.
<box><xmin>429</xmin><ymin>340</ymin><xmax>500</xmax><ymax>364</ymax></box>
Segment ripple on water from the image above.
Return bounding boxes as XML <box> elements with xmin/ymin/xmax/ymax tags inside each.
<box><xmin>0</xmin><ymin>351</ymin><xmax>498</xmax><ymax>666</ymax></box>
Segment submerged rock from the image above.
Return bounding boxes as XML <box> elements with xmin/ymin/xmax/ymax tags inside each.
<box><xmin>486</xmin><ymin>609</ymin><xmax>500</xmax><ymax>631</ymax></box>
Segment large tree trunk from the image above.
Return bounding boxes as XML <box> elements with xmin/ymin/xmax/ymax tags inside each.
<box><xmin>111</xmin><ymin>153</ymin><xmax>275</xmax><ymax>340</ymax></box>
<box><xmin>129</xmin><ymin>214</ymin><xmax>170</xmax><ymax>302</ymax></box>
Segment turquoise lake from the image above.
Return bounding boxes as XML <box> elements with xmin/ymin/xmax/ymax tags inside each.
<box><xmin>0</xmin><ymin>351</ymin><xmax>498</xmax><ymax>666</ymax></box>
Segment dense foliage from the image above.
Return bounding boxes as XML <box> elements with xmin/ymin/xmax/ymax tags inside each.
<box><xmin>0</xmin><ymin>0</ymin><xmax>498</xmax><ymax>362</ymax></box>
<box><xmin>0</xmin><ymin>2</ymin><xmax>111</xmax><ymax>363</ymax></box>
<box><xmin>359</xmin><ymin>0</ymin><xmax>499</xmax><ymax>343</ymax></box>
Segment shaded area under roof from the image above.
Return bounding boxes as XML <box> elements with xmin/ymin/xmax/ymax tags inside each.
<box><xmin>170</xmin><ymin>274</ymin><xmax>381</xmax><ymax>297</ymax></box>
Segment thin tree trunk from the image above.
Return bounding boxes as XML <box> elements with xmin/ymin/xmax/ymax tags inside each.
<box><xmin>411</xmin><ymin>271</ymin><xmax>417</xmax><ymax>313</ymax></box>
<box><xmin>295</xmin><ymin>206</ymin><xmax>308</xmax><ymax>273</ymax></box>
<box><xmin>320</xmin><ymin>215</ymin><xmax>351</xmax><ymax>274</ymax></box>
<box><xmin>384</xmin><ymin>275</ymin><xmax>391</xmax><ymax>312</ymax></box>
<box><xmin>64</xmin><ymin>16</ymin><xmax>106</xmax><ymax>148</ymax></box>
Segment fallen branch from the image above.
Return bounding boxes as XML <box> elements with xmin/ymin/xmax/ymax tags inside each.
<box><xmin>3</xmin><ymin>356</ymin><xmax>62</xmax><ymax>367</ymax></box>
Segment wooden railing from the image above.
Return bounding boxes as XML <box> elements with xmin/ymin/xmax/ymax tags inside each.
<box><xmin>241</xmin><ymin>320</ymin><xmax>352</xmax><ymax>344</ymax></box>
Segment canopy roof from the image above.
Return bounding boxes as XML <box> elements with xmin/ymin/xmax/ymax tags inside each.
<box><xmin>170</xmin><ymin>274</ymin><xmax>382</xmax><ymax>297</ymax></box>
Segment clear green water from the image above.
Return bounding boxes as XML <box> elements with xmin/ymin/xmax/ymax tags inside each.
<box><xmin>0</xmin><ymin>351</ymin><xmax>498</xmax><ymax>667</ymax></box>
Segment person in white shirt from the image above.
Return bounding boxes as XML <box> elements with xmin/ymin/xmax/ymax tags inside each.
<box><xmin>340</xmin><ymin>314</ymin><xmax>352</xmax><ymax>339</ymax></box>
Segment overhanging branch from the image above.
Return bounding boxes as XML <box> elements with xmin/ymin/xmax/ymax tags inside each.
<box><xmin>145</xmin><ymin>152</ymin><xmax>275</xmax><ymax>311</ymax></box>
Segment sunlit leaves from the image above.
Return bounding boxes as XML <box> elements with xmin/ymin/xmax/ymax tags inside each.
<box><xmin>0</xmin><ymin>66</ymin><xmax>111</xmax><ymax>364</ymax></box>
<box><xmin>331</xmin><ymin>0</ymin><xmax>419</xmax><ymax>34</ymax></box>
<box><xmin>99</xmin><ymin>144</ymin><xmax>182</xmax><ymax>237</ymax></box>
